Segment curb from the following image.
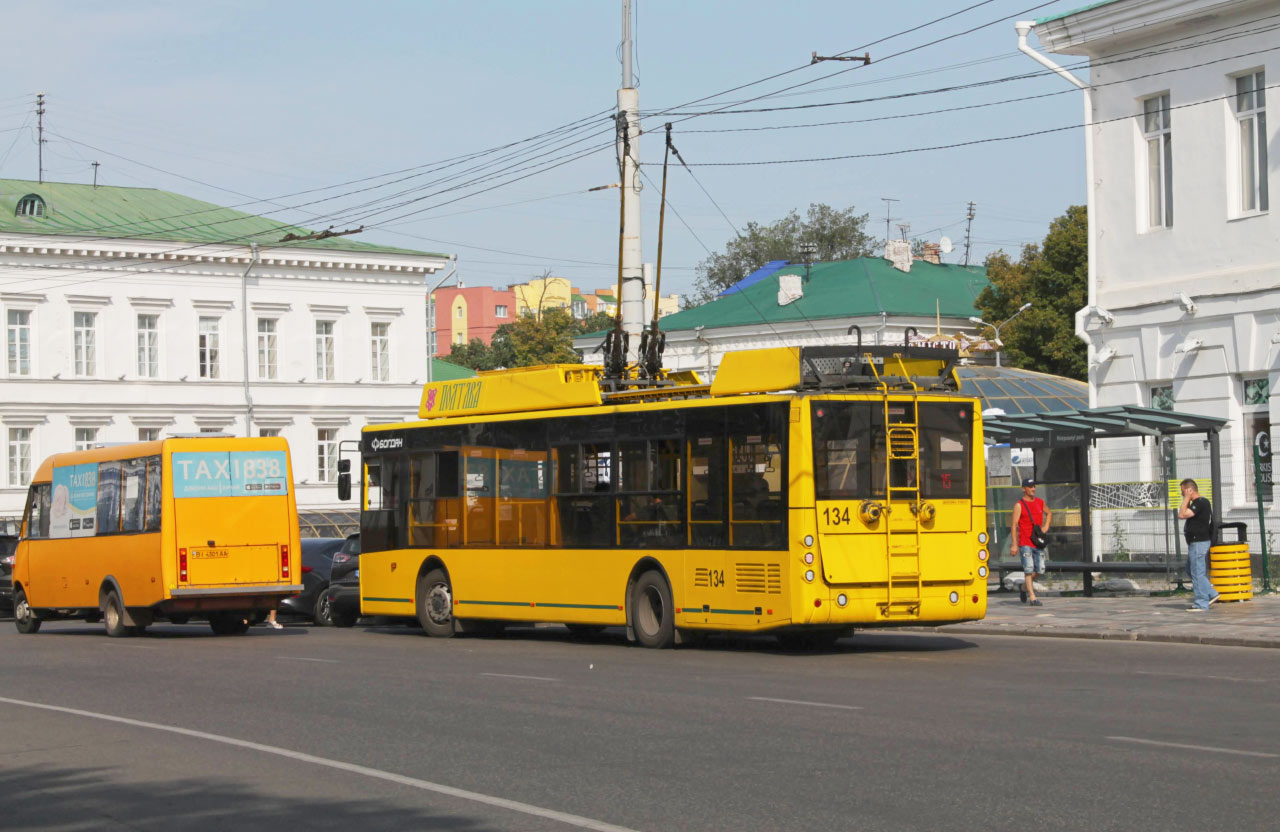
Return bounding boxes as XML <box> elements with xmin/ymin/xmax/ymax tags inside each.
<box><xmin>908</xmin><ymin>625</ymin><xmax>1280</xmax><ymax>649</ymax></box>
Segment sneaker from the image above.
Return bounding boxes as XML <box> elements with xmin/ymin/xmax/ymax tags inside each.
<box><xmin>1208</xmin><ymin>594</ymin><xmax>1221</xmax><ymax>606</ymax></box>
<box><xmin>1020</xmin><ymin>588</ymin><xmax>1028</xmax><ymax>603</ymax></box>
<box><xmin>267</xmin><ymin>620</ymin><xmax>284</xmax><ymax>629</ymax></box>
<box><xmin>1186</xmin><ymin>607</ymin><xmax>1205</xmax><ymax>613</ymax></box>
<box><xmin>1029</xmin><ymin>599</ymin><xmax>1043</xmax><ymax>607</ymax></box>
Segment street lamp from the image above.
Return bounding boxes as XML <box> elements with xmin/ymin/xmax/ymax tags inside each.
<box><xmin>969</xmin><ymin>302</ymin><xmax>1031</xmax><ymax>368</ymax></box>
<box><xmin>426</xmin><ymin>255</ymin><xmax>459</xmax><ymax>384</ymax></box>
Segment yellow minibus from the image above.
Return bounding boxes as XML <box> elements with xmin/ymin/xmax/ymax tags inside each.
<box><xmin>12</xmin><ymin>435</ymin><xmax>301</xmax><ymax>636</ymax></box>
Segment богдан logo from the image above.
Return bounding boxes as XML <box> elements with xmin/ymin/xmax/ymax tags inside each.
<box><xmin>370</xmin><ymin>437</ymin><xmax>404</xmax><ymax>452</ymax></box>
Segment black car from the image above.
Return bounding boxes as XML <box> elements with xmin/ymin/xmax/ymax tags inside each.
<box><xmin>323</xmin><ymin>533</ymin><xmax>361</xmax><ymax>627</ymax></box>
<box><xmin>0</xmin><ymin>535</ymin><xmax>17</xmax><ymax>618</ymax></box>
<box><xmin>277</xmin><ymin>537</ymin><xmax>344</xmax><ymax>623</ymax></box>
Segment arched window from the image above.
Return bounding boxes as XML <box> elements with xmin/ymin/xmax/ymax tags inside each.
<box><xmin>15</xmin><ymin>194</ymin><xmax>46</xmax><ymax>218</ymax></box>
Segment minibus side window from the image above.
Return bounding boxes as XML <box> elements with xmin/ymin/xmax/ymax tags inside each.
<box><xmin>121</xmin><ymin>458</ymin><xmax>146</xmax><ymax>532</ymax></box>
<box><xmin>143</xmin><ymin>456</ymin><xmax>162</xmax><ymax>532</ymax></box>
<box><xmin>97</xmin><ymin>461</ymin><xmax>123</xmax><ymax>535</ymax></box>
<box><xmin>24</xmin><ymin>484</ymin><xmax>51</xmax><ymax>539</ymax></box>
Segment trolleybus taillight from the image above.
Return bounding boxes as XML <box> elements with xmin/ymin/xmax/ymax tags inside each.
<box><xmin>179</xmin><ymin>548</ymin><xmax>188</xmax><ymax>582</ymax></box>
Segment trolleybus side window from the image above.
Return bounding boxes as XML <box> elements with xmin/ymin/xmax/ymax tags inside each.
<box><xmin>24</xmin><ymin>483</ymin><xmax>51</xmax><ymax>539</ymax></box>
<box><xmin>811</xmin><ymin>401</ymin><xmax>873</xmax><ymax>499</ymax></box>
<box><xmin>617</xmin><ymin>436</ymin><xmax>684</xmax><ymax>549</ymax></box>
<box><xmin>728</xmin><ymin>404</ymin><xmax>787</xmax><ymax>549</ymax></box>
<box><xmin>363</xmin><ymin>456</ymin><xmax>405</xmax><ymax>551</ymax></box>
<box><xmin>552</xmin><ymin>435</ymin><xmax>615</xmax><ymax>548</ymax></box>
<box><xmin>687</xmin><ymin>408</ymin><xmax>728</xmax><ymax>547</ymax></box>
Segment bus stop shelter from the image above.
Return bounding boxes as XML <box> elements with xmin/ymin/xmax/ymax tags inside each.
<box><xmin>983</xmin><ymin>405</ymin><xmax>1227</xmax><ymax>595</ymax></box>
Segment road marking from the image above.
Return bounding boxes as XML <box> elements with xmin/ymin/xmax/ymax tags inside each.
<box><xmin>1106</xmin><ymin>736</ymin><xmax>1279</xmax><ymax>759</ymax></box>
<box><xmin>481</xmin><ymin>672</ymin><xmax>559</xmax><ymax>682</ymax></box>
<box><xmin>747</xmin><ymin>696</ymin><xmax>862</xmax><ymax>711</ymax></box>
<box><xmin>1134</xmin><ymin>670</ymin><xmax>1267</xmax><ymax>683</ymax></box>
<box><xmin>0</xmin><ymin>696</ymin><xmax>638</xmax><ymax>832</ymax></box>
<box><xmin>276</xmin><ymin>656</ymin><xmax>341</xmax><ymax>664</ymax></box>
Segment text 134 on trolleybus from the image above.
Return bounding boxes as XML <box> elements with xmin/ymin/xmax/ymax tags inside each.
<box><xmin>12</xmin><ymin>435</ymin><xmax>302</xmax><ymax>636</ymax></box>
<box><xmin>338</xmin><ymin>341</ymin><xmax>989</xmax><ymax>648</ymax></box>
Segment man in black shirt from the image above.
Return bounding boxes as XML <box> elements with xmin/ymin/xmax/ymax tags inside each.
<box><xmin>1177</xmin><ymin>478</ymin><xmax>1219</xmax><ymax>612</ymax></box>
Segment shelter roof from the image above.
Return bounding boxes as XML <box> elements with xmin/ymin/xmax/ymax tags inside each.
<box><xmin>984</xmin><ymin>405</ymin><xmax>1226</xmax><ymax>447</ymax></box>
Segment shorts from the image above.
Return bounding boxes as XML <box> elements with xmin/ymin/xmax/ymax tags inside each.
<box><xmin>1019</xmin><ymin>545</ymin><xmax>1046</xmax><ymax>575</ymax></box>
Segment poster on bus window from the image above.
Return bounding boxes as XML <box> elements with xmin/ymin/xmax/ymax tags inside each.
<box><xmin>172</xmin><ymin>451</ymin><xmax>289</xmax><ymax>498</ymax></box>
<box><xmin>51</xmin><ymin>463</ymin><xmax>98</xmax><ymax>538</ymax></box>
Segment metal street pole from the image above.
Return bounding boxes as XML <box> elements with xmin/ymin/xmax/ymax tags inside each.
<box><xmin>426</xmin><ymin>255</ymin><xmax>458</xmax><ymax>385</ymax></box>
<box><xmin>970</xmin><ymin>302</ymin><xmax>1031</xmax><ymax>368</ymax></box>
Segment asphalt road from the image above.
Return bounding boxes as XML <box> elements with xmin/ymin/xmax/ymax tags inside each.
<box><xmin>1</xmin><ymin>619</ymin><xmax>1277</xmax><ymax>831</ymax></box>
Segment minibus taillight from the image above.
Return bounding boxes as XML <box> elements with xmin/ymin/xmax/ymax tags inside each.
<box><xmin>179</xmin><ymin>548</ymin><xmax>188</xmax><ymax>582</ymax></box>
<box><xmin>281</xmin><ymin>545</ymin><xmax>290</xmax><ymax>579</ymax></box>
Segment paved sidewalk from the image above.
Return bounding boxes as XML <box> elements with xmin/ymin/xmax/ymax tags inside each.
<box><xmin>917</xmin><ymin>592</ymin><xmax>1280</xmax><ymax>648</ymax></box>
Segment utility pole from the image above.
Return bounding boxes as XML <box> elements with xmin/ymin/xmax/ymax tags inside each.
<box><xmin>962</xmin><ymin>201</ymin><xmax>977</xmax><ymax>266</ymax></box>
<box><xmin>36</xmin><ymin>93</ymin><xmax>46</xmax><ymax>184</ymax></box>
<box><xmin>91</xmin><ymin>161</ymin><xmax>100</xmax><ymax>188</ymax></box>
<box><xmin>617</xmin><ymin>0</ymin><xmax>644</xmax><ymax>360</ymax></box>
<box><xmin>880</xmin><ymin>197</ymin><xmax>899</xmax><ymax>246</ymax></box>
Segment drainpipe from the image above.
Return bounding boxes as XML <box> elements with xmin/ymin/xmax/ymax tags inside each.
<box><xmin>1016</xmin><ymin>20</ymin><xmax>1098</xmax><ymax>406</ymax></box>
<box><xmin>241</xmin><ymin>243</ymin><xmax>260</xmax><ymax>437</ymax></box>
<box><xmin>425</xmin><ymin>254</ymin><xmax>458</xmax><ymax>385</ymax></box>
<box><xmin>873</xmin><ymin>311</ymin><xmax>888</xmax><ymax>345</ymax></box>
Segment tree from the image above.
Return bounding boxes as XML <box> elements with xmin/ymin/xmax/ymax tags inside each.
<box><xmin>692</xmin><ymin>203</ymin><xmax>876</xmax><ymax>303</ymax></box>
<box><xmin>490</xmin><ymin>307</ymin><xmax>583</xmax><ymax>368</ymax></box>
<box><xmin>577</xmin><ymin>310</ymin><xmax>614</xmax><ymax>334</ymax></box>
<box><xmin>974</xmin><ymin>205</ymin><xmax>1087</xmax><ymax>380</ymax></box>
<box><xmin>446</xmin><ymin>338</ymin><xmax>500</xmax><ymax>372</ymax></box>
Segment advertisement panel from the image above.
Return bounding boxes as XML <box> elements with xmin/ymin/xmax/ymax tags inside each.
<box><xmin>172</xmin><ymin>451</ymin><xmax>289</xmax><ymax>499</ymax></box>
<box><xmin>51</xmin><ymin>463</ymin><xmax>98</xmax><ymax>538</ymax></box>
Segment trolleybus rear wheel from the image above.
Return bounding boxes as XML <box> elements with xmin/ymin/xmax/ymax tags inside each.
<box><xmin>417</xmin><ymin>569</ymin><xmax>455</xmax><ymax>638</ymax></box>
<box><xmin>13</xmin><ymin>588</ymin><xmax>41</xmax><ymax>634</ymax></box>
<box><xmin>631</xmin><ymin>570</ymin><xmax>675</xmax><ymax>649</ymax></box>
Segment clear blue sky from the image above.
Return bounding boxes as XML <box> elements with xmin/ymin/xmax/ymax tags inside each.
<box><xmin>0</xmin><ymin>0</ymin><xmax>1093</xmax><ymax>298</ymax></box>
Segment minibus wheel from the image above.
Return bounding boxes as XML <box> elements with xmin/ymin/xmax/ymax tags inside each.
<box><xmin>13</xmin><ymin>588</ymin><xmax>41</xmax><ymax>634</ymax></box>
<box><xmin>103</xmin><ymin>591</ymin><xmax>130</xmax><ymax>638</ymax></box>
<box><xmin>631</xmin><ymin>571</ymin><xmax>675</xmax><ymax>649</ymax></box>
<box><xmin>417</xmin><ymin>569</ymin><xmax>454</xmax><ymax>638</ymax></box>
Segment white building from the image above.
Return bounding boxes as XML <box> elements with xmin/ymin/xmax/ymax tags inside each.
<box><xmin>1025</xmin><ymin>0</ymin><xmax>1276</xmax><ymax>524</ymax></box>
<box><xmin>0</xmin><ymin>179</ymin><xmax>455</xmax><ymax>527</ymax></box>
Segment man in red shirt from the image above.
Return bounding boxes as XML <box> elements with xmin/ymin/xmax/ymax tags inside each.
<box><xmin>1010</xmin><ymin>478</ymin><xmax>1051</xmax><ymax>605</ymax></box>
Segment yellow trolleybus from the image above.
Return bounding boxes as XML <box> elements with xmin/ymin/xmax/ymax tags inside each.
<box><xmin>341</xmin><ymin>343</ymin><xmax>989</xmax><ymax>648</ymax></box>
<box><xmin>12</xmin><ymin>435</ymin><xmax>301</xmax><ymax>637</ymax></box>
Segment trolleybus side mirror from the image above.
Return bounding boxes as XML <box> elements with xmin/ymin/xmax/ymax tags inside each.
<box><xmin>337</xmin><ymin>459</ymin><xmax>351</xmax><ymax>502</ymax></box>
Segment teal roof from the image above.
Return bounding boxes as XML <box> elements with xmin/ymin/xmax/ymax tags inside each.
<box><xmin>430</xmin><ymin>358</ymin><xmax>476</xmax><ymax>380</ymax></box>
<box><xmin>0</xmin><ymin>179</ymin><xmax>446</xmax><ymax>257</ymax></box>
<box><xmin>1035</xmin><ymin>0</ymin><xmax>1121</xmax><ymax>25</ymax></box>
<box><xmin>656</xmin><ymin>258</ymin><xmax>989</xmax><ymax>332</ymax></box>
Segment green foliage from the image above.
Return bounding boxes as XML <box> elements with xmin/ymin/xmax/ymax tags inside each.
<box><xmin>448</xmin><ymin>308</ymin><xmax>587</xmax><ymax>370</ymax></box>
<box><xmin>446</xmin><ymin>338</ymin><xmax>501</xmax><ymax>372</ymax></box>
<box><xmin>577</xmin><ymin>310</ymin><xmax>615</xmax><ymax>334</ymax></box>
<box><xmin>692</xmin><ymin>203</ymin><xmax>876</xmax><ymax>304</ymax></box>
<box><xmin>975</xmin><ymin>205</ymin><xmax>1087</xmax><ymax>380</ymax></box>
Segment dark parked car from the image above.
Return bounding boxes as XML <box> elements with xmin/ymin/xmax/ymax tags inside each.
<box><xmin>324</xmin><ymin>533</ymin><xmax>361</xmax><ymax>628</ymax></box>
<box><xmin>278</xmin><ymin>537</ymin><xmax>344</xmax><ymax>623</ymax></box>
<box><xmin>0</xmin><ymin>535</ymin><xmax>17</xmax><ymax>617</ymax></box>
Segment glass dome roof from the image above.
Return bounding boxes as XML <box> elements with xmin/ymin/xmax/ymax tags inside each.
<box><xmin>955</xmin><ymin>365</ymin><xmax>1087</xmax><ymax>415</ymax></box>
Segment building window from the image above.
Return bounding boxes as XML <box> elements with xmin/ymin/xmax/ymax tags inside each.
<box><xmin>429</xmin><ymin>329</ymin><xmax>438</xmax><ymax>356</ymax></box>
<box><xmin>8</xmin><ymin>428</ymin><xmax>31</xmax><ymax>486</ymax></box>
<box><xmin>315</xmin><ymin>320</ymin><xmax>335</xmax><ymax>381</ymax></box>
<box><xmin>1141</xmin><ymin>93</ymin><xmax>1173</xmax><ymax>229</ymax></box>
<box><xmin>455</xmin><ymin>332</ymin><xmax>464</xmax><ymax>345</ymax></box>
<box><xmin>198</xmin><ymin>316</ymin><xmax>221</xmax><ymax>379</ymax></box>
<box><xmin>495</xmin><ymin>305</ymin><xmax>508</xmax><ymax>318</ymax></box>
<box><xmin>136</xmin><ymin>314</ymin><xmax>159</xmax><ymax>378</ymax></box>
<box><xmin>15</xmin><ymin>194</ymin><xmax>45</xmax><ymax>218</ymax></box>
<box><xmin>257</xmin><ymin>318</ymin><xmax>278</xmax><ymax>380</ymax></box>
<box><xmin>258</xmin><ymin>427</ymin><xmax>281</xmax><ymax>438</ymax></box>
<box><xmin>456</xmin><ymin>307</ymin><xmax>464</xmax><ymax>319</ymax></box>
<box><xmin>73</xmin><ymin>311</ymin><xmax>97</xmax><ymax>376</ymax></box>
<box><xmin>138</xmin><ymin>427</ymin><xmax>160</xmax><ymax>442</ymax></box>
<box><xmin>74</xmin><ymin>427</ymin><xmax>98</xmax><ymax>452</ymax></box>
<box><xmin>1235</xmin><ymin>70</ymin><xmax>1268</xmax><ymax>214</ymax></box>
<box><xmin>1151</xmin><ymin>385</ymin><xmax>1175</xmax><ymax>412</ymax></box>
<box><xmin>7</xmin><ymin>309</ymin><xmax>31</xmax><ymax>376</ymax></box>
<box><xmin>572</xmin><ymin>299</ymin><xmax>586</xmax><ymax>319</ymax></box>
<box><xmin>317</xmin><ymin>428</ymin><xmax>338</xmax><ymax>482</ymax></box>
<box><xmin>370</xmin><ymin>321</ymin><xmax>390</xmax><ymax>382</ymax></box>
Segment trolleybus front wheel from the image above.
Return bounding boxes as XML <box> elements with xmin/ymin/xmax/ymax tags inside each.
<box><xmin>631</xmin><ymin>570</ymin><xmax>675</xmax><ymax>649</ymax></box>
<box><xmin>13</xmin><ymin>588</ymin><xmax>41</xmax><ymax>634</ymax></box>
<box><xmin>417</xmin><ymin>569</ymin><xmax>455</xmax><ymax>638</ymax></box>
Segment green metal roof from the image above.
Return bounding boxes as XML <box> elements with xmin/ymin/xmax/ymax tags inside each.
<box><xmin>656</xmin><ymin>258</ymin><xmax>989</xmax><ymax>332</ymax></box>
<box><xmin>1034</xmin><ymin>0</ymin><xmax>1122</xmax><ymax>25</ymax></box>
<box><xmin>597</xmin><ymin>293</ymin><xmax>617</xmax><ymax>303</ymax></box>
<box><xmin>0</xmin><ymin>179</ymin><xmax>446</xmax><ymax>257</ymax></box>
<box><xmin>430</xmin><ymin>358</ymin><xmax>476</xmax><ymax>380</ymax></box>
<box><xmin>571</xmin><ymin>293</ymin><xmax>586</xmax><ymax>302</ymax></box>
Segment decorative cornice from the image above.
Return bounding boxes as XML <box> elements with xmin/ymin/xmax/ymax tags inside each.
<box><xmin>251</xmin><ymin>301</ymin><xmax>292</xmax><ymax>314</ymax></box>
<box><xmin>66</xmin><ymin>414</ymin><xmax>115</xmax><ymax>428</ymax></box>
<box><xmin>0</xmin><ymin>292</ymin><xmax>46</xmax><ymax>305</ymax></box>
<box><xmin>191</xmin><ymin>298</ymin><xmax>236</xmax><ymax>312</ymax></box>
<box><xmin>363</xmin><ymin>305</ymin><xmax>404</xmax><ymax>319</ymax></box>
<box><xmin>128</xmin><ymin>296</ymin><xmax>175</xmax><ymax>311</ymax></box>
<box><xmin>0</xmin><ymin>414</ymin><xmax>49</xmax><ymax>427</ymax></box>
<box><xmin>129</xmin><ymin>415</ymin><xmax>176</xmax><ymax>429</ymax></box>
<box><xmin>64</xmin><ymin>293</ymin><xmax>112</xmax><ymax>308</ymax></box>
<box><xmin>308</xmin><ymin>303</ymin><xmax>350</xmax><ymax>316</ymax></box>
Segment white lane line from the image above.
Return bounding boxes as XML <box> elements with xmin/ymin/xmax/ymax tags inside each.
<box><xmin>1107</xmin><ymin>736</ymin><xmax>1279</xmax><ymax>759</ymax></box>
<box><xmin>747</xmin><ymin>696</ymin><xmax>862</xmax><ymax>711</ymax></box>
<box><xmin>481</xmin><ymin>672</ymin><xmax>559</xmax><ymax>682</ymax></box>
<box><xmin>1134</xmin><ymin>670</ymin><xmax>1267</xmax><ymax>683</ymax></box>
<box><xmin>0</xmin><ymin>696</ymin><xmax>638</xmax><ymax>832</ymax></box>
<box><xmin>276</xmin><ymin>656</ymin><xmax>341</xmax><ymax>664</ymax></box>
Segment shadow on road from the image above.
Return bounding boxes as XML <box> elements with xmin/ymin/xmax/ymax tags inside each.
<box><xmin>0</xmin><ymin>762</ymin><xmax>491</xmax><ymax>832</ymax></box>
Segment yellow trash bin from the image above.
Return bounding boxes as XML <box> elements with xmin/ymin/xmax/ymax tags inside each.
<box><xmin>1209</xmin><ymin>522</ymin><xmax>1253</xmax><ymax>602</ymax></box>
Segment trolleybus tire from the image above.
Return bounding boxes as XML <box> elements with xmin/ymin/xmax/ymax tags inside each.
<box><xmin>103</xmin><ymin>590</ymin><xmax>131</xmax><ymax>638</ymax></box>
<box><xmin>631</xmin><ymin>570</ymin><xmax>675</xmax><ymax>649</ymax></box>
<box><xmin>417</xmin><ymin>569</ymin><xmax>455</xmax><ymax>638</ymax></box>
<box><xmin>13</xmin><ymin>588</ymin><xmax>41</xmax><ymax>634</ymax></box>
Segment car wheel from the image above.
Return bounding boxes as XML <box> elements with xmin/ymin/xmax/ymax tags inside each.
<box><xmin>313</xmin><ymin>587</ymin><xmax>334</xmax><ymax>626</ymax></box>
<box><xmin>13</xmin><ymin>588</ymin><xmax>41</xmax><ymax>634</ymax></box>
<box><xmin>416</xmin><ymin>568</ymin><xmax>454</xmax><ymax>638</ymax></box>
<box><xmin>631</xmin><ymin>570</ymin><xmax>674</xmax><ymax>649</ymax></box>
<box><xmin>103</xmin><ymin>590</ymin><xmax>131</xmax><ymax>638</ymax></box>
